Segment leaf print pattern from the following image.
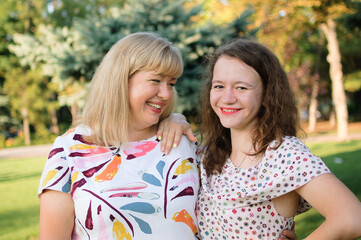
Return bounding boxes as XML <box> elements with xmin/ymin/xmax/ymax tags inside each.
<box><xmin>109</xmin><ymin>192</ymin><xmax>160</xmax><ymax>200</ymax></box>
<box><xmin>173</xmin><ymin>209</ymin><xmax>197</xmax><ymax>234</ymax></box>
<box><xmin>38</xmin><ymin>126</ymin><xmax>199</xmax><ymax>239</ymax></box>
<box><xmin>120</xmin><ymin>202</ymin><xmax>160</xmax><ymax>214</ymax></box>
<box><xmin>110</xmin><ymin>214</ymin><xmax>132</xmax><ymax>240</ymax></box>
<box><xmin>129</xmin><ymin>214</ymin><xmax>152</xmax><ymax>234</ymax></box>
<box><xmin>124</xmin><ymin>141</ymin><xmax>158</xmax><ymax>159</ymax></box>
<box><xmin>86</xmin><ymin>200</ymin><xmax>93</xmax><ymax>230</ymax></box>
<box><xmin>138</xmin><ymin>171</ymin><xmax>162</xmax><ymax>186</ymax></box>
<box><xmin>172</xmin><ymin>158</ymin><xmax>194</xmax><ymax>179</ymax></box>
<box><xmin>171</xmin><ymin>186</ymin><xmax>194</xmax><ymax>201</ymax></box>
<box><xmin>156</xmin><ymin>161</ymin><xmax>165</xmax><ymax>178</ymax></box>
<box><xmin>95</xmin><ymin>154</ymin><xmax>122</xmax><ymax>182</ymax></box>
<box><xmin>41</xmin><ymin>166</ymin><xmax>63</xmax><ymax>187</ymax></box>
<box><xmin>102</xmin><ymin>182</ymin><xmax>148</xmax><ymax>192</ymax></box>
<box><xmin>97</xmin><ymin>205</ymin><xmax>109</xmax><ymax>240</ymax></box>
<box><xmin>82</xmin><ymin>160</ymin><xmax>110</xmax><ymax>178</ymax></box>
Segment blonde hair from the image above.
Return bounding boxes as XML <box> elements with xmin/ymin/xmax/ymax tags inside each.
<box><xmin>81</xmin><ymin>32</ymin><xmax>183</xmax><ymax>146</ymax></box>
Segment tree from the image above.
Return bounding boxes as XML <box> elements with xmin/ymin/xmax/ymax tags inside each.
<box><xmin>312</xmin><ymin>0</ymin><xmax>356</xmax><ymax>140</ymax></box>
<box><xmin>11</xmin><ymin>0</ymin><xmax>256</xmax><ymax>123</ymax></box>
<box><xmin>3</xmin><ymin>68</ymin><xmax>50</xmax><ymax>145</ymax></box>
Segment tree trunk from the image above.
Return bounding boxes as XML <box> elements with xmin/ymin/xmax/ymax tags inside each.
<box><xmin>308</xmin><ymin>74</ymin><xmax>319</xmax><ymax>132</ymax></box>
<box><xmin>50</xmin><ymin>108</ymin><xmax>59</xmax><ymax>135</ymax></box>
<box><xmin>71</xmin><ymin>104</ymin><xmax>81</xmax><ymax>126</ymax></box>
<box><xmin>22</xmin><ymin>107</ymin><xmax>31</xmax><ymax>145</ymax></box>
<box><xmin>308</xmin><ymin>36</ymin><xmax>324</xmax><ymax>133</ymax></box>
<box><xmin>320</xmin><ymin>18</ymin><xmax>348</xmax><ymax>141</ymax></box>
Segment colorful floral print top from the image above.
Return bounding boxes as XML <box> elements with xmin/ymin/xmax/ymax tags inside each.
<box><xmin>38</xmin><ymin>126</ymin><xmax>200</xmax><ymax>240</ymax></box>
<box><xmin>197</xmin><ymin>136</ymin><xmax>331</xmax><ymax>240</ymax></box>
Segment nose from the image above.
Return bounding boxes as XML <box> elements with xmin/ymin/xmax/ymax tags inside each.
<box><xmin>157</xmin><ymin>82</ymin><xmax>173</xmax><ymax>100</ymax></box>
<box><xmin>221</xmin><ymin>87</ymin><xmax>236</xmax><ymax>104</ymax></box>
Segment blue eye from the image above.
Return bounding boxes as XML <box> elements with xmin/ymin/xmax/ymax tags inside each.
<box><xmin>213</xmin><ymin>85</ymin><xmax>223</xmax><ymax>89</ymax></box>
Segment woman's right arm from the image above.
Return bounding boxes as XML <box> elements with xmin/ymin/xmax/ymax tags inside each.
<box><xmin>39</xmin><ymin>190</ymin><xmax>75</xmax><ymax>240</ymax></box>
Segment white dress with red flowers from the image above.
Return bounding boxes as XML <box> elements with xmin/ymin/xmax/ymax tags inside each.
<box><xmin>197</xmin><ymin>136</ymin><xmax>331</xmax><ymax>240</ymax></box>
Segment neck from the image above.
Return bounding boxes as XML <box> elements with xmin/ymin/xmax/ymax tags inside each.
<box><xmin>229</xmin><ymin>128</ymin><xmax>263</xmax><ymax>168</ymax></box>
<box><xmin>127</xmin><ymin>125</ymin><xmax>157</xmax><ymax>142</ymax></box>
<box><xmin>230</xmin><ymin>128</ymin><xmax>254</xmax><ymax>156</ymax></box>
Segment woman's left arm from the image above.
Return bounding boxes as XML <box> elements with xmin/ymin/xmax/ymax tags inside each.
<box><xmin>157</xmin><ymin>113</ymin><xmax>196</xmax><ymax>155</ymax></box>
<box><xmin>296</xmin><ymin>173</ymin><xmax>361</xmax><ymax>240</ymax></box>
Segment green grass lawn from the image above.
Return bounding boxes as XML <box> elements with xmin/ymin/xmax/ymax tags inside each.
<box><xmin>295</xmin><ymin>139</ymin><xmax>361</xmax><ymax>239</ymax></box>
<box><xmin>0</xmin><ymin>156</ymin><xmax>46</xmax><ymax>240</ymax></box>
<box><xmin>0</xmin><ymin>140</ymin><xmax>361</xmax><ymax>240</ymax></box>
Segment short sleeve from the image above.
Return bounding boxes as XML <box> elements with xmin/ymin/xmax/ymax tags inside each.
<box><xmin>260</xmin><ymin>136</ymin><xmax>332</xmax><ymax>213</ymax></box>
<box><xmin>37</xmin><ymin>136</ymin><xmax>71</xmax><ymax>197</ymax></box>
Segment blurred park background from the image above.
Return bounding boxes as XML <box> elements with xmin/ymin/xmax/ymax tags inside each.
<box><xmin>0</xmin><ymin>0</ymin><xmax>361</xmax><ymax>239</ymax></box>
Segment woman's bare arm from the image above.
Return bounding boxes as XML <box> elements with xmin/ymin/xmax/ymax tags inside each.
<box><xmin>39</xmin><ymin>190</ymin><xmax>75</xmax><ymax>240</ymax></box>
<box><xmin>296</xmin><ymin>173</ymin><xmax>361</xmax><ymax>240</ymax></box>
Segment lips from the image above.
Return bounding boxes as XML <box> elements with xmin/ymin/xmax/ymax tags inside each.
<box><xmin>220</xmin><ymin>107</ymin><xmax>240</xmax><ymax>115</ymax></box>
<box><xmin>146</xmin><ymin>101</ymin><xmax>163</xmax><ymax>113</ymax></box>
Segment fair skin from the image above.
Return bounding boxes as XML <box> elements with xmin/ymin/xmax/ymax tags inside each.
<box><xmin>39</xmin><ymin>70</ymin><xmax>177</xmax><ymax>239</ymax></box>
<box><xmin>128</xmin><ymin>71</ymin><xmax>176</xmax><ymax>141</ymax></box>
<box><xmin>159</xmin><ymin>55</ymin><xmax>361</xmax><ymax>239</ymax></box>
<box><xmin>157</xmin><ymin>57</ymin><xmax>297</xmax><ymax>239</ymax></box>
<box><xmin>210</xmin><ymin>55</ymin><xmax>361</xmax><ymax>240</ymax></box>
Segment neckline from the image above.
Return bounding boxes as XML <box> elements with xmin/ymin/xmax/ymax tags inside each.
<box><xmin>227</xmin><ymin>155</ymin><xmax>265</xmax><ymax>170</ymax></box>
<box><xmin>127</xmin><ymin>134</ymin><xmax>158</xmax><ymax>143</ymax></box>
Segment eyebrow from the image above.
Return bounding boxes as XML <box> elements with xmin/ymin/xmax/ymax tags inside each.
<box><xmin>212</xmin><ymin>79</ymin><xmax>252</xmax><ymax>86</ymax></box>
<box><xmin>150</xmin><ymin>73</ymin><xmax>177</xmax><ymax>81</ymax></box>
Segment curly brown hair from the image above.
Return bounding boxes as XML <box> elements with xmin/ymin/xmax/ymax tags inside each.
<box><xmin>200</xmin><ymin>38</ymin><xmax>302</xmax><ymax>176</ymax></box>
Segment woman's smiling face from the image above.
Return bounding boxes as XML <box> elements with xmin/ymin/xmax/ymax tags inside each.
<box><xmin>128</xmin><ymin>70</ymin><xmax>177</xmax><ymax>133</ymax></box>
<box><xmin>210</xmin><ymin>55</ymin><xmax>263</xmax><ymax>132</ymax></box>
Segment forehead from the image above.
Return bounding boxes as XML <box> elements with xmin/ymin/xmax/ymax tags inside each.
<box><xmin>213</xmin><ymin>56</ymin><xmax>261</xmax><ymax>82</ymax></box>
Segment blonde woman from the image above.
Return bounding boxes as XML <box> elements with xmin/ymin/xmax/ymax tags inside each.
<box><xmin>38</xmin><ymin>32</ymin><xmax>199</xmax><ymax>239</ymax></box>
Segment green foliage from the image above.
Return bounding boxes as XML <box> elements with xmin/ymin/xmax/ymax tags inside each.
<box><xmin>344</xmin><ymin>71</ymin><xmax>361</xmax><ymax>92</ymax></box>
<box><xmin>10</xmin><ymin>0</ymin><xmax>256</xmax><ymax>116</ymax></box>
<box><xmin>3</xmin><ymin>68</ymin><xmax>48</xmax><ymax>124</ymax></box>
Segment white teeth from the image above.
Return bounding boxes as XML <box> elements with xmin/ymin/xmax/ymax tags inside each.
<box><xmin>222</xmin><ymin>108</ymin><xmax>237</xmax><ymax>112</ymax></box>
<box><xmin>147</xmin><ymin>102</ymin><xmax>161</xmax><ymax>109</ymax></box>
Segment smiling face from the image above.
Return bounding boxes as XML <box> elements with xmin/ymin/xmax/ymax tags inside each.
<box><xmin>128</xmin><ymin>70</ymin><xmax>176</xmax><ymax>136</ymax></box>
<box><xmin>210</xmin><ymin>55</ymin><xmax>263</xmax><ymax>132</ymax></box>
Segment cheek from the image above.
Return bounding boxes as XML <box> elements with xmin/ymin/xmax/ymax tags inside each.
<box><xmin>169</xmin><ymin>90</ymin><xmax>174</xmax><ymax>100</ymax></box>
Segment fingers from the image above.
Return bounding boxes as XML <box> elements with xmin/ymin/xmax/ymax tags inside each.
<box><xmin>161</xmin><ymin>128</ymin><xmax>177</xmax><ymax>155</ymax></box>
<box><xmin>279</xmin><ymin>228</ymin><xmax>297</xmax><ymax>240</ymax></box>
<box><xmin>156</xmin><ymin>121</ymin><xmax>165</xmax><ymax>142</ymax></box>
<box><xmin>157</xmin><ymin>112</ymin><xmax>192</xmax><ymax>155</ymax></box>
<box><xmin>185</xmin><ymin>129</ymin><xmax>197</xmax><ymax>142</ymax></box>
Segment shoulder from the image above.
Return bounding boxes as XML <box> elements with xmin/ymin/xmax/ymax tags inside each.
<box><xmin>269</xmin><ymin>136</ymin><xmax>310</xmax><ymax>154</ymax></box>
<box><xmin>52</xmin><ymin>125</ymin><xmax>92</xmax><ymax>150</ymax></box>
<box><xmin>168</xmin><ymin>136</ymin><xmax>199</xmax><ymax>159</ymax></box>
<box><xmin>177</xmin><ymin>135</ymin><xmax>199</xmax><ymax>151</ymax></box>
<box><xmin>264</xmin><ymin>136</ymin><xmax>329</xmax><ymax>172</ymax></box>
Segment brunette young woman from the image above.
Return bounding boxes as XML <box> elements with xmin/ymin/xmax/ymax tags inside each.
<box><xmin>162</xmin><ymin>38</ymin><xmax>361</xmax><ymax>240</ymax></box>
